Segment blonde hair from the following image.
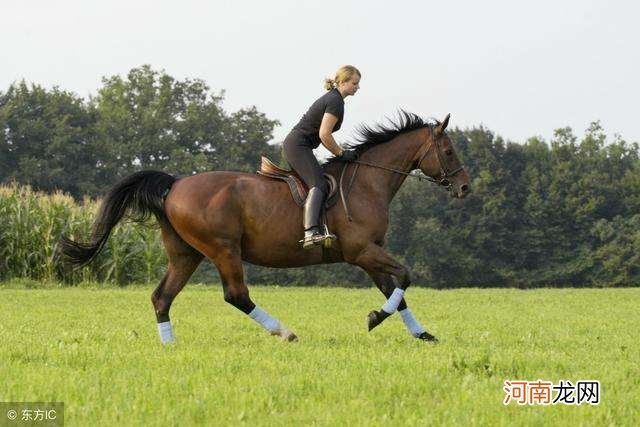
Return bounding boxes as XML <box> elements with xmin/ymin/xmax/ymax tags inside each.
<box><xmin>324</xmin><ymin>65</ymin><xmax>361</xmax><ymax>90</ymax></box>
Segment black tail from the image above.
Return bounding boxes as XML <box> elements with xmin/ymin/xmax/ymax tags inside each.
<box><xmin>59</xmin><ymin>170</ymin><xmax>176</xmax><ymax>267</ymax></box>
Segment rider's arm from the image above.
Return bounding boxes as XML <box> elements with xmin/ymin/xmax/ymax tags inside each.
<box><xmin>319</xmin><ymin>113</ymin><xmax>344</xmax><ymax>156</ymax></box>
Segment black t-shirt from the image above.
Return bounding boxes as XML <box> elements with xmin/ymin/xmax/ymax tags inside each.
<box><xmin>292</xmin><ymin>88</ymin><xmax>344</xmax><ymax>148</ymax></box>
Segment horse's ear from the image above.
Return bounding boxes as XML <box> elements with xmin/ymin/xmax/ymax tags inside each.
<box><xmin>442</xmin><ymin>113</ymin><xmax>450</xmax><ymax>130</ymax></box>
<box><xmin>435</xmin><ymin>113</ymin><xmax>451</xmax><ymax>137</ymax></box>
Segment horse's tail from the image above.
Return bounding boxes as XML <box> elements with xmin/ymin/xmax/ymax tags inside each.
<box><xmin>59</xmin><ymin>170</ymin><xmax>176</xmax><ymax>267</ymax></box>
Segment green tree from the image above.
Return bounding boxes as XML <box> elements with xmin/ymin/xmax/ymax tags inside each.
<box><xmin>0</xmin><ymin>82</ymin><xmax>98</xmax><ymax>197</ymax></box>
<box><xmin>92</xmin><ymin>65</ymin><xmax>280</xmax><ymax>188</ymax></box>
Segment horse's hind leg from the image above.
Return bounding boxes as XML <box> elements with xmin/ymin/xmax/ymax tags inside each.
<box><xmin>151</xmin><ymin>224</ymin><xmax>203</xmax><ymax>344</ymax></box>
<box><xmin>365</xmin><ymin>270</ymin><xmax>438</xmax><ymax>342</ymax></box>
<box><xmin>203</xmin><ymin>238</ymin><xmax>297</xmax><ymax>342</ymax></box>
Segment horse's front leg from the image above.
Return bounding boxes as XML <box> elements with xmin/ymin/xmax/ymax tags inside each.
<box><xmin>365</xmin><ymin>269</ymin><xmax>438</xmax><ymax>342</ymax></box>
<box><xmin>352</xmin><ymin>243</ymin><xmax>413</xmax><ymax>330</ymax></box>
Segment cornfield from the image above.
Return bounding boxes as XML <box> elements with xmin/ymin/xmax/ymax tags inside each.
<box><xmin>0</xmin><ymin>183</ymin><xmax>166</xmax><ymax>285</ymax></box>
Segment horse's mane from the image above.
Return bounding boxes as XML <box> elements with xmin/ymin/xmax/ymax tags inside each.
<box><xmin>324</xmin><ymin>110</ymin><xmax>437</xmax><ymax>166</ymax></box>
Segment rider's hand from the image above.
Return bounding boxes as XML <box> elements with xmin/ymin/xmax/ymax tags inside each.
<box><xmin>339</xmin><ymin>149</ymin><xmax>358</xmax><ymax>162</ymax></box>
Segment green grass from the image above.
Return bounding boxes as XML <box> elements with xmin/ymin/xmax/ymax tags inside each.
<box><xmin>1</xmin><ymin>283</ymin><xmax>638</xmax><ymax>426</ymax></box>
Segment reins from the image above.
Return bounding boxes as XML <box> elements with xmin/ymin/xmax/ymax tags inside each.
<box><xmin>339</xmin><ymin>158</ymin><xmax>434</xmax><ymax>222</ymax></box>
<box><xmin>338</xmin><ymin>127</ymin><xmax>465</xmax><ymax>221</ymax></box>
<box><xmin>352</xmin><ymin>159</ymin><xmax>438</xmax><ymax>183</ymax></box>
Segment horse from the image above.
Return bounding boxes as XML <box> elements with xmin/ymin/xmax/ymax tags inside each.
<box><xmin>60</xmin><ymin>111</ymin><xmax>470</xmax><ymax>344</ymax></box>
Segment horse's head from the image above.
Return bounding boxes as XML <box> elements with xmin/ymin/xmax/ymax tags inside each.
<box><xmin>415</xmin><ymin>114</ymin><xmax>470</xmax><ymax>198</ymax></box>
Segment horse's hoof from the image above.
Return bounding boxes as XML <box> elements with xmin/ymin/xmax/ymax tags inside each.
<box><xmin>367</xmin><ymin>310</ymin><xmax>379</xmax><ymax>331</ymax></box>
<box><xmin>367</xmin><ymin>310</ymin><xmax>389</xmax><ymax>331</ymax></box>
<box><xmin>417</xmin><ymin>331</ymin><xmax>439</xmax><ymax>343</ymax></box>
<box><xmin>281</xmin><ymin>330</ymin><xmax>298</xmax><ymax>342</ymax></box>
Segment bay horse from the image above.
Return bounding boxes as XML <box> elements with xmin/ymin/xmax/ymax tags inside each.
<box><xmin>60</xmin><ymin>111</ymin><xmax>470</xmax><ymax>344</ymax></box>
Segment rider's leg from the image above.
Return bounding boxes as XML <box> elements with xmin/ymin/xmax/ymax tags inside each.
<box><xmin>302</xmin><ymin>186</ymin><xmax>326</xmax><ymax>247</ymax></box>
<box><xmin>283</xmin><ymin>138</ymin><xmax>329</xmax><ymax>248</ymax></box>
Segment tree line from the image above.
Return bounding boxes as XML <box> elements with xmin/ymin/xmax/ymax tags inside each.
<box><xmin>1</xmin><ymin>66</ymin><xmax>638</xmax><ymax>286</ymax></box>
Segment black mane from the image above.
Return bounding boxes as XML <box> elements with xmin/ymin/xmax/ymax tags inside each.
<box><xmin>324</xmin><ymin>110</ymin><xmax>436</xmax><ymax>165</ymax></box>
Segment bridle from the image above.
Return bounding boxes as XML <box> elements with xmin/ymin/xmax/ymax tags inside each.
<box><xmin>339</xmin><ymin>125</ymin><xmax>466</xmax><ymax>221</ymax></box>
<box><xmin>344</xmin><ymin>126</ymin><xmax>465</xmax><ymax>186</ymax></box>
<box><xmin>414</xmin><ymin>126</ymin><xmax>465</xmax><ymax>187</ymax></box>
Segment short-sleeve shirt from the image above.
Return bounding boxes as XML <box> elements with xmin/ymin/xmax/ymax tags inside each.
<box><xmin>292</xmin><ymin>88</ymin><xmax>344</xmax><ymax>148</ymax></box>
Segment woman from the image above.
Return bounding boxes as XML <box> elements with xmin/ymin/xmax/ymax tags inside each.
<box><xmin>283</xmin><ymin>65</ymin><xmax>361</xmax><ymax>249</ymax></box>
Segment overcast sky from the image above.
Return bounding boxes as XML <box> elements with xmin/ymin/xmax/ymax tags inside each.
<box><xmin>2</xmin><ymin>0</ymin><xmax>638</xmax><ymax>157</ymax></box>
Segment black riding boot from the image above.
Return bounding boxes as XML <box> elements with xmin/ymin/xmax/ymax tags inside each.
<box><xmin>302</xmin><ymin>187</ymin><xmax>327</xmax><ymax>249</ymax></box>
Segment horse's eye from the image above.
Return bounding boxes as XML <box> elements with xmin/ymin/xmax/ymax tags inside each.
<box><xmin>445</xmin><ymin>149</ymin><xmax>452</xmax><ymax>155</ymax></box>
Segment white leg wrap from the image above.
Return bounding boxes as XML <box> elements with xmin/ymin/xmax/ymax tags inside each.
<box><xmin>157</xmin><ymin>321</ymin><xmax>175</xmax><ymax>344</ymax></box>
<box><xmin>399</xmin><ymin>308</ymin><xmax>426</xmax><ymax>337</ymax></box>
<box><xmin>248</xmin><ymin>306</ymin><xmax>281</xmax><ymax>334</ymax></box>
<box><xmin>381</xmin><ymin>287</ymin><xmax>405</xmax><ymax>314</ymax></box>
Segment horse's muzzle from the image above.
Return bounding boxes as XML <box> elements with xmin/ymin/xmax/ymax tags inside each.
<box><xmin>451</xmin><ymin>183</ymin><xmax>470</xmax><ymax>199</ymax></box>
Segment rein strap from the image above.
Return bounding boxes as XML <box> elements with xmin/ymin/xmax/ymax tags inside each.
<box><xmin>337</xmin><ymin>130</ymin><xmax>465</xmax><ymax>221</ymax></box>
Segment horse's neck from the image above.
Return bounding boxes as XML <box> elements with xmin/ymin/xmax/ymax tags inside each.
<box><xmin>358</xmin><ymin>130</ymin><xmax>425</xmax><ymax>203</ymax></box>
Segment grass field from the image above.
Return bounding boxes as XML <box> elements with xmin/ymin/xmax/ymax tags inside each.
<box><xmin>1</xmin><ymin>282</ymin><xmax>638</xmax><ymax>426</ymax></box>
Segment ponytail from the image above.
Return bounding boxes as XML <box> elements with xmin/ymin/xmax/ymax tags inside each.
<box><xmin>323</xmin><ymin>78</ymin><xmax>336</xmax><ymax>91</ymax></box>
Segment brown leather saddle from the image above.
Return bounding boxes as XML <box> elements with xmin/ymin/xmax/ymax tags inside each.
<box><xmin>257</xmin><ymin>156</ymin><xmax>339</xmax><ymax>208</ymax></box>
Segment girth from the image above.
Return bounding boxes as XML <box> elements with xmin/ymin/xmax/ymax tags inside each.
<box><xmin>256</xmin><ymin>157</ymin><xmax>339</xmax><ymax>208</ymax></box>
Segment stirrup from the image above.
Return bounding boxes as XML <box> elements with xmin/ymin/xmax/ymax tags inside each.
<box><xmin>300</xmin><ymin>233</ymin><xmax>325</xmax><ymax>249</ymax></box>
<box><xmin>320</xmin><ymin>223</ymin><xmax>337</xmax><ymax>248</ymax></box>
<box><xmin>299</xmin><ymin>225</ymin><xmax>336</xmax><ymax>249</ymax></box>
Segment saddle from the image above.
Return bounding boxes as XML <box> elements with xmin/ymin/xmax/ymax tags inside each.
<box><xmin>257</xmin><ymin>156</ymin><xmax>339</xmax><ymax>208</ymax></box>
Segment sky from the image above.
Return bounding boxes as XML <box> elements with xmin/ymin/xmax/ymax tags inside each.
<box><xmin>2</xmin><ymin>0</ymin><xmax>638</xmax><ymax>158</ymax></box>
